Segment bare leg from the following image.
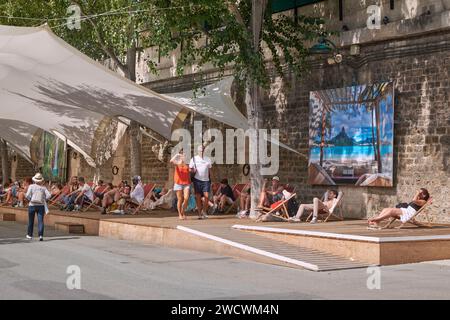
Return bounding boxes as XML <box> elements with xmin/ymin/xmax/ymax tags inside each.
<box><xmin>258</xmin><ymin>191</ymin><xmax>267</xmax><ymax>208</ymax></box>
<box><xmin>195</xmin><ymin>193</ymin><xmax>203</xmax><ymax>216</ymax></box>
<box><xmin>368</xmin><ymin>208</ymin><xmax>402</xmax><ymax>225</ymax></box>
<box><xmin>181</xmin><ymin>187</ymin><xmax>190</xmax><ymax>219</ymax></box>
<box><xmin>295</xmin><ymin>204</ymin><xmax>314</xmax><ymax>220</ymax></box>
<box><xmin>202</xmin><ymin>192</ymin><xmax>209</xmax><ymax>214</ymax></box>
<box><xmin>312</xmin><ymin>198</ymin><xmax>328</xmax><ymax>219</ymax></box>
<box><xmin>176</xmin><ymin>190</ymin><xmax>184</xmax><ymax>219</ymax></box>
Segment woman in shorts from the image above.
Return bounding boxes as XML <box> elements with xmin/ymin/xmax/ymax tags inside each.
<box><xmin>368</xmin><ymin>188</ymin><xmax>430</xmax><ymax>228</ymax></box>
<box><xmin>170</xmin><ymin>150</ymin><xmax>190</xmax><ymax>220</ymax></box>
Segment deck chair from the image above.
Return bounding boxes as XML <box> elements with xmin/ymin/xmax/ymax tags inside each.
<box><xmin>127</xmin><ymin>183</ymin><xmax>155</xmax><ymax>215</ymax></box>
<box><xmin>48</xmin><ymin>185</ymin><xmax>70</xmax><ymax>208</ymax></box>
<box><xmin>82</xmin><ymin>184</ymin><xmax>109</xmax><ymax>212</ymax></box>
<box><xmin>306</xmin><ymin>191</ymin><xmax>344</xmax><ymax>222</ymax></box>
<box><xmin>256</xmin><ymin>192</ymin><xmax>297</xmax><ymax>222</ymax></box>
<box><xmin>380</xmin><ymin>198</ymin><xmax>433</xmax><ymax>229</ymax></box>
<box><xmin>225</xmin><ymin>183</ymin><xmax>249</xmax><ymax>214</ymax></box>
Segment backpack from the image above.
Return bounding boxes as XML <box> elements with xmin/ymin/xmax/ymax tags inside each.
<box><xmin>30</xmin><ymin>186</ymin><xmax>46</xmax><ymax>205</ymax></box>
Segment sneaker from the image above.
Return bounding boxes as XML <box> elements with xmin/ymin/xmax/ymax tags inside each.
<box><xmin>310</xmin><ymin>217</ymin><xmax>318</xmax><ymax>224</ymax></box>
<box><xmin>289</xmin><ymin>217</ymin><xmax>301</xmax><ymax>223</ymax></box>
<box><xmin>26</xmin><ymin>235</ymin><xmax>32</xmax><ymax>240</ymax></box>
<box><xmin>39</xmin><ymin>236</ymin><xmax>43</xmax><ymax>242</ymax></box>
<box><xmin>211</xmin><ymin>204</ymin><xmax>218</xmax><ymax>214</ymax></box>
<box><xmin>74</xmin><ymin>205</ymin><xmax>80</xmax><ymax>211</ymax></box>
<box><xmin>202</xmin><ymin>213</ymin><xmax>209</xmax><ymax>219</ymax></box>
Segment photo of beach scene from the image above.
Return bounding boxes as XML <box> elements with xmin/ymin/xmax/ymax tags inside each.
<box><xmin>308</xmin><ymin>82</ymin><xmax>394</xmax><ymax>187</ymax></box>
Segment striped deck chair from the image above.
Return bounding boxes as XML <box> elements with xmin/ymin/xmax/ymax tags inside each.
<box><xmin>127</xmin><ymin>183</ymin><xmax>155</xmax><ymax>215</ymax></box>
<box><xmin>82</xmin><ymin>184</ymin><xmax>109</xmax><ymax>212</ymax></box>
<box><xmin>48</xmin><ymin>185</ymin><xmax>70</xmax><ymax>207</ymax></box>
<box><xmin>225</xmin><ymin>183</ymin><xmax>249</xmax><ymax>214</ymax></box>
<box><xmin>306</xmin><ymin>191</ymin><xmax>344</xmax><ymax>223</ymax></box>
<box><xmin>380</xmin><ymin>198</ymin><xmax>433</xmax><ymax>229</ymax></box>
<box><xmin>256</xmin><ymin>192</ymin><xmax>297</xmax><ymax>222</ymax></box>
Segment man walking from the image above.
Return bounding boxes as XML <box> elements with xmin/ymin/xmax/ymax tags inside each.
<box><xmin>189</xmin><ymin>145</ymin><xmax>212</xmax><ymax>219</ymax></box>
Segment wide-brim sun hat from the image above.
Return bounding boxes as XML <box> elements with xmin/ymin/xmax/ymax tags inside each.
<box><xmin>32</xmin><ymin>173</ymin><xmax>44</xmax><ymax>183</ymax></box>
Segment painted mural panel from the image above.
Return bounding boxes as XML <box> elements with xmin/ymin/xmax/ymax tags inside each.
<box><xmin>308</xmin><ymin>82</ymin><xmax>394</xmax><ymax>187</ymax></box>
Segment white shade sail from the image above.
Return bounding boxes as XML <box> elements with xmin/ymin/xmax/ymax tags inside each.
<box><xmin>0</xmin><ymin>24</ymin><xmax>189</xmax><ymax>166</ymax></box>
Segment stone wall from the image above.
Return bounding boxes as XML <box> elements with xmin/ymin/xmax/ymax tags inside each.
<box><xmin>259</xmin><ymin>32</ymin><xmax>450</xmax><ymax>223</ymax></box>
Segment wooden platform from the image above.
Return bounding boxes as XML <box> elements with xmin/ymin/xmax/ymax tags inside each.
<box><xmin>2</xmin><ymin>206</ymin><xmax>450</xmax><ymax>271</ymax></box>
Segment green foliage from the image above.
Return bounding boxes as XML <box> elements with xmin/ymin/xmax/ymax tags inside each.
<box><xmin>0</xmin><ymin>0</ymin><xmax>327</xmax><ymax>88</ymax></box>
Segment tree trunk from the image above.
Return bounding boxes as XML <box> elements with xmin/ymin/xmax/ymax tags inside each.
<box><xmin>247</xmin><ymin>0</ymin><xmax>268</xmax><ymax>219</ymax></box>
<box><xmin>126</xmin><ymin>44</ymin><xmax>142</xmax><ymax>178</ymax></box>
<box><xmin>246</xmin><ymin>81</ymin><xmax>263</xmax><ymax>219</ymax></box>
<box><xmin>0</xmin><ymin>139</ymin><xmax>10</xmax><ymax>185</ymax></box>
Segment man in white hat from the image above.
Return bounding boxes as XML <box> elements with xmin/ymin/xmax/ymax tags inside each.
<box><xmin>258</xmin><ymin>176</ymin><xmax>284</xmax><ymax>208</ymax></box>
<box><xmin>26</xmin><ymin>173</ymin><xmax>51</xmax><ymax>241</ymax></box>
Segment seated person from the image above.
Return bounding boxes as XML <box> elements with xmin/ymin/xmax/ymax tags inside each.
<box><xmin>50</xmin><ymin>183</ymin><xmax>64</xmax><ymax>197</ymax></box>
<box><xmin>258</xmin><ymin>176</ymin><xmax>284</xmax><ymax>208</ymax></box>
<box><xmin>110</xmin><ymin>184</ymin><xmax>131</xmax><ymax>215</ymax></box>
<box><xmin>16</xmin><ymin>177</ymin><xmax>33</xmax><ymax>208</ymax></box>
<box><xmin>212</xmin><ymin>179</ymin><xmax>235</xmax><ymax>214</ymax></box>
<box><xmin>100</xmin><ymin>181</ymin><xmax>126</xmax><ymax>214</ymax></box>
<box><xmin>92</xmin><ymin>181</ymin><xmax>111</xmax><ymax>204</ymax></box>
<box><xmin>63</xmin><ymin>177</ymin><xmax>93</xmax><ymax>211</ymax></box>
<box><xmin>368</xmin><ymin>188</ymin><xmax>430</xmax><ymax>228</ymax></box>
<box><xmin>237</xmin><ymin>185</ymin><xmax>251</xmax><ymax>218</ymax></box>
<box><xmin>3</xmin><ymin>181</ymin><xmax>20</xmax><ymax>206</ymax></box>
<box><xmin>143</xmin><ymin>187</ymin><xmax>174</xmax><ymax>211</ymax></box>
<box><xmin>290</xmin><ymin>189</ymin><xmax>338</xmax><ymax>224</ymax></box>
<box><xmin>129</xmin><ymin>176</ymin><xmax>145</xmax><ymax>205</ymax></box>
<box><xmin>61</xmin><ymin>176</ymin><xmax>79</xmax><ymax>207</ymax></box>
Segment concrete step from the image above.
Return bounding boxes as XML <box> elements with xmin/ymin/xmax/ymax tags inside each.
<box><xmin>55</xmin><ymin>222</ymin><xmax>85</xmax><ymax>234</ymax></box>
<box><xmin>178</xmin><ymin>225</ymin><xmax>369</xmax><ymax>271</ymax></box>
<box><xmin>0</xmin><ymin>213</ymin><xmax>15</xmax><ymax>221</ymax></box>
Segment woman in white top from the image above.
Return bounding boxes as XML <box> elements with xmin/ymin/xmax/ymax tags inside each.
<box><xmin>26</xmin><ymin>173</ymin><xmax>51</xmax><ymax>241</ymax></box>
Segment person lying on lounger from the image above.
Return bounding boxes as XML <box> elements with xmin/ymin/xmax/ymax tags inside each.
<box><xmin>367</xmin><ymin>188</ymin><xmax>430</xmax><ymax>228</ymax></box>
<box><xmin>289</xmin><ymin>189</ymin><xmax>338</xmax><ymax>224</ymax></box>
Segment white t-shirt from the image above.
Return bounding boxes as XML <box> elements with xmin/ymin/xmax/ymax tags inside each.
<box><xmin>189</xmin><ymin>155</ymin><xmax>212</xmax><ymax>182</ymax></box>
<box><xmin>131</xmin><ymin>182</ymin><xmax>145</xmax><ymax>204</ymax></box>
<box><xmin>79</xmin><ymin>184</ymin><xmax>94</xmax><ymax>201</ymax></box>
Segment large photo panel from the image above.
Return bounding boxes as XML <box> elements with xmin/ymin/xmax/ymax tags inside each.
<box><xmin>308</xmin><ymin>82</ymin><xmax>394</xmax><ymax>187</ymax></box>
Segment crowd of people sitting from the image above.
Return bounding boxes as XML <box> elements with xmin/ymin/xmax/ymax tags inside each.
<box><xmin>0</xmin><ymin>149</ymin><xmax>431</xmax><ymax>227</ymax></box>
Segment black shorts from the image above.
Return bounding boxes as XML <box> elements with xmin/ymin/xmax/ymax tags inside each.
<box><xmin>192</xmin><ymin>178</ymin><xmax>211</xmax><ymax>195</ymax></box>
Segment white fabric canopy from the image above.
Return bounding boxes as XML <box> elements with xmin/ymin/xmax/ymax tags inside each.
<box><xmin>164</xmin><ymin>77</ymin><xmax>301</xmax><ymax>155</ymax></box>
<box><xmin>164</xmin><ymin>77</ymin><xmax>249</xmax><ymax>129</ymax></box>
<box><xmin>0</xmin><ymin>24</ymin><xmax>189</xmax><ymax>166</ymax></box>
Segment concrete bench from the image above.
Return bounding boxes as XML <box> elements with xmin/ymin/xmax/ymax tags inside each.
<box><xmin>0</xmin><ymin>213</ymin><xmax>16</xmax><ymax>221</ymax></box>
<box><xmin>55</xmin><ymin>222</ymin><xmax>85</xmax><ymax>234</ymax></box>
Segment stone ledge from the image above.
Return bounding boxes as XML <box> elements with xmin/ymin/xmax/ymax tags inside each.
<box><xmin>0</xmin><ymin>213</ymin><xmax>15</xmax><ymax>221</ymax></box>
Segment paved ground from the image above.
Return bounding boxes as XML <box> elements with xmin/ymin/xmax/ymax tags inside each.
<box><xmin>1</xmin><ymin>221</ymin><xmax>449</xmax><ymax>300</ymax></box>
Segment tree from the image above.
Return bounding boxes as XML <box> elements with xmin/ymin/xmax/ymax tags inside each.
<box><xmin>1</xmin><ymin>0</ymin><xmax>326</xmax><ymax>215</ymax></box>
<box><xmin>140</xmin><ymin>0</ymin><xmax>325</xmax><ymax>216</ymax></box>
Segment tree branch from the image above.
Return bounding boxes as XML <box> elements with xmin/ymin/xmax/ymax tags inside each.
<box><xmin>72</xmin><ymin>0</ymin><xmax>128</xmax><ymax>74</ymax></box>
<box><xmin>227</xmin><ymin>1</ymin><xmax>246</xmax><ymax>28</ymax></box>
